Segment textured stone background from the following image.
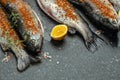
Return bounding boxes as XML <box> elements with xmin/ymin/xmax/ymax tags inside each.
<box><xmin>0</xmin><ymin>0</ymin><xmax>120</xmax><ymax>80</ymax></box>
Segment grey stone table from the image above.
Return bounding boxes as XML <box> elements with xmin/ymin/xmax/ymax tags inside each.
<box><xmin>0</xmin><ymin>0</ymin><xmax>120</xmax><ymax>80</ymax></box>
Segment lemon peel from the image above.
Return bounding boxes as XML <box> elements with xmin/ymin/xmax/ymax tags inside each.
<box><xmin>50</xmin><ymin>24</ymin><xmax>68</xmax><ymax>40</ymax></box>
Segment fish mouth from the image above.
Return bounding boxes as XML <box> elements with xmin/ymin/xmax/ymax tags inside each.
<box><xmin>25</xmin><ymin>39</ymin><xmax>41</xmax><ymax>52</ymax></box>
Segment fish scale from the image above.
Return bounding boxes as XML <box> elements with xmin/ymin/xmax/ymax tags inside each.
<box><xmin>68</xmin><ymin>0</ymin><xmax>120</xmax><ymax>30</ymax></box>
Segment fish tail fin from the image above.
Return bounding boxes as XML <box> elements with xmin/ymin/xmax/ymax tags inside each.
<box><xmin>85</xmin><ymin>40</ymin><xmax>97</xmax><ymax>53</ymax></box>
<box><xmin>94</xmin><ymin>35</ymin><xmax>106</xmax><ymax>47</ymax></box>
<box><xmin>85</xmin><ymin>34</ymin><xmax>106</xmax><ymax>53</ymax></box>
<box><xmin>17</xmin><ymin>54</ymin><xmax>30</xmax><ymax>72</ymax></box>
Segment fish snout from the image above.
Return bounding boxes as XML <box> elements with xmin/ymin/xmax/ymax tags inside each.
<box><xmin>31</xmin><ymin>39</ymin><xmax>42</xmax><ymax>52</ymax></box>
<box><xmin>25</xmin><ymin>39</ymin><xmax>42</xmax><ymax>53</ymax></box>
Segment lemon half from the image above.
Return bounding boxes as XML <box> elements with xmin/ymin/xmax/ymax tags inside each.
<box><xmin>118</xmin><ymin>10</ymin><xmax>120</xmax><ymax>18</ymax></box>
<box><xmin>50</xmin><ymin>24</ymin><xmax>68</xmax><ymax>40</ymax></box>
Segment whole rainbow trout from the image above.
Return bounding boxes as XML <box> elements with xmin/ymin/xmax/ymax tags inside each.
<box><xmin>37</xmin><ymin>0</ymin><xmax>104</xmax><ymax>52</ymax></box>
<box><xmin>0</xmin><ymin>0</ymin><xmax>44</xmax><ymax>53</ymax></box>
<box><xmin>0</xmin><ymin>5</ymin><xmax>30</xmax><ymax>71</ymax></box>
<box><xmin>68</xmin><ymin>0</ymin><xmax>120</xmax><ymax>30</ymax></box>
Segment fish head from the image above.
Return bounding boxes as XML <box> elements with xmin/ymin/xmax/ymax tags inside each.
<box><xmin>109</xmin><ymin>18</ymin><xmax>120</xmax><ymax>30</ymax></box>
<box><xmin>27</xmin><ymin>9</ymin><xmax>44</xmax><ymax>53</ymax></box>
<box><xmin>101</xmin><ymin>17</ymin><xmax>120</xmax><ymax>30</ymax></box>
<box><xmin>25</xmin><ymin>35</ymin><xmax>43</xmax><ymax>53</ymax></box>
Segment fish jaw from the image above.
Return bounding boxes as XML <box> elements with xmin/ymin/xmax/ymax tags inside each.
<box><xmin>24</xmin><ymin>32</ymin><xmax>43</xmax><ymax>53</ymax></box>
<box><xmin>68</xmin><ymin>0</ymin><xmax>120</xmax><ymax>30</ymax></box>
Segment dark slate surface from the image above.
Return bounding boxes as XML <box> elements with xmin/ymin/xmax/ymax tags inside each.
<box><xmin>0</xmin><ymin>0</ymin><xmax>120</xmax><ymax>80</ymax></box>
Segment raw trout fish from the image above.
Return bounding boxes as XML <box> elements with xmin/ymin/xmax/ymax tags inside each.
<box><xmin>37</xmin><ymin>0</ymin><xmax>104</xmax><ymax>52</ymax></box>
<box><xmin>0</xmin><ymin>5</ymin><xmax>30</xmax><ymax>71</ymax></box>
<box><xmin>68</xmin><ymin>0</ymin><xmax>120</xmax><ymax>30</ymax></box>
<box><xmin>0</xmin><ymin>0</ymin><xmax>44</xmax><ymax>53</ymax></box>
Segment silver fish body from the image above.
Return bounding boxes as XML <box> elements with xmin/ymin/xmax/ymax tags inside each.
<box><xmin>108</xmin><ymin>0</ymin><xmax>120</xmax><ymax>47</ymax></box>
<box><xmin>0</xmin><ymin>0</ymin><xmax>44</xmax><ymax>53</ymax></box>
<box><xmin>68</xmin><ymin>0</ymin><xmax>120</xmax><ymax>30</ymax></box>
<box><xmin>0</xmin><ymin>5</ymin><xmax>30</xmax><ymax>71</ymax></box>
<box><xmin>37</xmin><ymin>0</ymin><xmax>104</xmax><ymax>52</ymax></box>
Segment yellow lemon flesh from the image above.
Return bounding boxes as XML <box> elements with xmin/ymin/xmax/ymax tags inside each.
<box><xmin>118</xmin><ymin>10</ymin><xmax>120</xmax><ymax>18</ymax></box>
<box><xmin>50</xmin><ymin>24</ymin><xmax>68</xmax><ymax>40</ymax></box>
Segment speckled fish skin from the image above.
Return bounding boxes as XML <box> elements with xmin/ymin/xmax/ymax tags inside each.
<box><xmin>0</xmin><ymin>5</ymin><xmax>30</xmax><ymax>71</ymax></box>
<box><xmin>109</xmin><ymin>0</ymin><xmax>120</xmax><ymax>12</ymax></box>
<box><xmin>37</xmin><ymin>0</ymin><xmax>104</xmax><ymax>52</ymax></box>
<box><xmin>68</xmin><ymin>0</ymin><xmax>120</xmax><ymax>30</ymax></box>
<box><xmin>108</xmin><ymin>0</ymin><xmax>120</xmax><ymax>47</ymax></box>
<box><xmin>0</xmin><ymin>0</ymin><xmax>44</xmax><ymax>53</ymax></box>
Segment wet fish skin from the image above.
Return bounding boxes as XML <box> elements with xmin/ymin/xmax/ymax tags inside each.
<box><xmin>108</xmin><ymin>0</ymin><xmax>120</xmax><ymax>47</ymax></box>
<box><xmin>0</xmin><ymin>0</ymin><xmax>44</xmax><ymax>53</ymax></box>
<box><xmin>68</xmin><ymin>0</ymin><xmax>120</xmax><ymax>30</ymax></box>
<box><xmin>0</xmin><ymin>5</ymin><xmax>30</xmax><ymax>71</ymax></box>
<box><xmin>37</xmin><ymin>0</ymin><xmax>104</xmax><ymax>52</ymax></box>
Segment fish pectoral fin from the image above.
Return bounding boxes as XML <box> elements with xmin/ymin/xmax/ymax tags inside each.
<box><xmin>0</xmin><ymin>44</ymin><xmax>12</xmax><ymax>62</ymax></box>
<box><xmin>2</xmin><ymin>52</ymin><xmax>12</xmax><ymax>62</ymax></box>
<box><xmin>17</xmin><ymin>55</ymin><xmax>30</xmax><ymax>72</ymax></box>
<box><xmin>95</xmin><ymin>30</ymin><xmax>104</xmax><ymax>35</ymax></box>
<box><xmin>85</xmin><ymin>40</ymin><xmax>98</xmax><ymax>53</ymax></box>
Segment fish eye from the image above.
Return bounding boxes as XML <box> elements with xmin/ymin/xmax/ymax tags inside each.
<box><xmin>109</xmin><ymin>19</ymin><xmax>117</xmax><ymax>25</ymax></box>
<box><xmin>112</xmin><ymin>20</ymin><xmax>117</xmax><ymax>24</ymax></box>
